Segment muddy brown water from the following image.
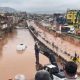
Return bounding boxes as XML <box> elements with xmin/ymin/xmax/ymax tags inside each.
<box><xmin>0</xmin><ymin>29</ymin><xmax>49</xmax><ymax>80</ymax></box>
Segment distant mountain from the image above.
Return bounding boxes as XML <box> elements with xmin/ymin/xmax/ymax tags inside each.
<box><xmin>0</xmin><ymin>7</ymin><xmax>16</xmax><ymax>13</ymax></box>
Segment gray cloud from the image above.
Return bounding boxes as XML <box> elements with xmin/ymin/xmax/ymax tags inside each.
<box><xmin>0</xmin><ymin>0</ymin><xmax>80</xmax><ymax>13</ymax></box>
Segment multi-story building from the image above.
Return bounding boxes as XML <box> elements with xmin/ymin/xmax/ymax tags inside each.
<box><xmin>66</xmin><ymin>10</ymin><xmax>80</xmax><ymax>25</ymax></box>
<box><xmin>0</xmin><ymin>13</ymin><xmax>14</xmax><ymax>33</ymax></box>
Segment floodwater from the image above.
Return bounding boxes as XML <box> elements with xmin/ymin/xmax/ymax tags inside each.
<box><xmin>0</xmin><ymin>29</ymin><xmax>49</xmax><ymax>80</ymax></box>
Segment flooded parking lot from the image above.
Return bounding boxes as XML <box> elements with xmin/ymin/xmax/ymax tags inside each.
<box><xmin>0</xmin><ymin>29</ymin><xmax>49</xmax><ymax>80</ymax></box>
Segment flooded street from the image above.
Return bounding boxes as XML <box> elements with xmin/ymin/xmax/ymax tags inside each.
<box><xmin>0</xmin><ymin>29</ymin><xmax>49</xmax><ymax>80</ymax></box>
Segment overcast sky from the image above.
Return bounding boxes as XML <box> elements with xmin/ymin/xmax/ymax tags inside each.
<box><xmin>0</xmin><ymin>0</ymin><xmax>80</xmax><ymax>13</ymax></box>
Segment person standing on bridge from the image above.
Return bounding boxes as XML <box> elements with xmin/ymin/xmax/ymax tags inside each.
<box><xmin>64</xmin><ymin>61</ymin><xmax>80</xmax><ymax>80</ymax></box>
<box><xmin>72</xmin><ymin>53</ymin><xmax>78</xmax><ymax>63</ymax></box>
<box><xmin>34</xmin><ymin>41</ymin><xmax>40</xmax><ymax>65</ymax></box>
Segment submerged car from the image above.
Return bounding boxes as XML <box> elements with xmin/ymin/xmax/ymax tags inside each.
<box><xmin>16</xmin><ymin>44</ymin><xmax>27</xmax><ymax>51</ymax></box>
<box><xmin>61</xmin><ymin>25</ymin><xmax>76</xmax><ymax>34</ymax></box>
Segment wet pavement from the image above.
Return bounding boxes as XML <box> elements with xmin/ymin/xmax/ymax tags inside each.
<box><xmin>0</xmin><ymin>29</ymin><xmax>49</xmax><ymax>80</ymax></box>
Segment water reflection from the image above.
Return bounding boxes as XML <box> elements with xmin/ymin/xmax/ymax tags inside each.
<box><xmin>0</xmin><ymin>30</ymin><xmax>17</xmax><ymax>59</ymax></box>
<box><xmin>5</xmin><ymin>30</ymin><xmax>17</xmax><ymax>40</ymax></box>
<box><xmin>0</xmin><ymin>38</ymin><xmax>8</xmax><ymax>59</ymax></box>
<box><xmin>0</xmin><ymin>48</ymin><xmax>2</xmax><ymax>58</ymax></box>
<box><xmin>16</xmin><ymin>50</ymin><xmax>25</xmax><ymax>54</ymax></box>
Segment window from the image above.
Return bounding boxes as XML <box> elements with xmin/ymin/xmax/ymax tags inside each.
<box><xmin>69</xmin><ymin>15</ymin><xmax>72</xmax><ymax>18</ymax></box>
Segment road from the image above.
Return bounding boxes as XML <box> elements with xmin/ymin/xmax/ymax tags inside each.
<box><xmin>0</xmin><ymin>28</ymin><xmax>49</xmax><ymax>80</ymax></box>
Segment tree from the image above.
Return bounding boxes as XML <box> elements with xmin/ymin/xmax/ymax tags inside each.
<box><xmin>75</xmin><ymin>10</ymin><xmax>80</xmax><ymax>24</ymax></box>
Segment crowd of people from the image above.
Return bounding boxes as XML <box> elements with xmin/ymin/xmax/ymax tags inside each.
<box><xmin>11</xmin><ymin>61</ymin><xmax>79</xmax><ymax>80</ymax></box>
<box><xmin>35</xmin><ymin>61</ymin><xmax>79</xmax><ymax>80</ymax></box>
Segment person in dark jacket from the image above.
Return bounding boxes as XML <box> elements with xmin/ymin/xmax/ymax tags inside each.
<box><xmin>64</xmin><ymin>61</ymin><xmax>80</xmax><ymax>80</ymax></box>
<box><xmin>35</xmin><ymin>70</ymin><xmax>52</xmax><ymax>80</ymax></box>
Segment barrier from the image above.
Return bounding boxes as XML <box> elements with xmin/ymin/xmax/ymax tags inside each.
<box><xmin>28</xmin><ymin>26</ymin><xmax>67</xmax><ymax>64</ymax></box>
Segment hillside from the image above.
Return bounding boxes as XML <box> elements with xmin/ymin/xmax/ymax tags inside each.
<box><xmin>0</xmin><ymin>7</ymin><xmax>16</xmax><ymax>13</ymax></box>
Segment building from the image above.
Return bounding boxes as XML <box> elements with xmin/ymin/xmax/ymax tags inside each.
<box><xmin>0</xmin><ymin>13</ymin><xmax>5</xmax><ymax>16</ymax></box>
<box><xmin>0</xmin><ymin>13</ymin><xmax>15</xmax><ymax>33</ymax></box>
<box><xmin>66</xmin><ymin>10</ymin><xmax>80</xmax><ymax>25</ymax></box>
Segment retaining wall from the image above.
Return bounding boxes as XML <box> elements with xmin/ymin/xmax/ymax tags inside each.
<box><xmin>35</xmin><ymin>22</ymin><xmax>80</xmax><ymax>47</ymax></box>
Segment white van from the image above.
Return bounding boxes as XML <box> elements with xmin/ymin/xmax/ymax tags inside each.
<box><xmin>67</xmin><ymin>26</ymin><xmax>75</xmax><ymax>34</ymax></box>
<box><xmin>61</xmin><ymin>25</ymin><xmax>76</xmax><ymax>34</ymax></box>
